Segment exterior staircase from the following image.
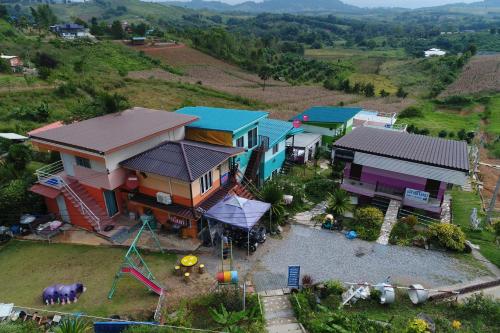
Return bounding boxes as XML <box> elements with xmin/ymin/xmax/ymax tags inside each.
<box><xmin>243</xmin><ymin>146</ymin><xmax>265</xmax><ymax>185</ymax></box>
<box><xmin>230</xmin><ymin>183</ymin><xmax>255</xmax><ymax>200</ymax></box>
<box><xmin>62</xmin><ymin>179</ymin><xmax>114</xmax><ymax>232</ymax></box>
<box><xmin>376</xmin><ymin>199</ymin><xmax>401</xmax><ymax>245</ymax></box>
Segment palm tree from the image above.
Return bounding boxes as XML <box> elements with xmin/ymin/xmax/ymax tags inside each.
<box><xmin>259</xmin><ymin>181</ymin><xmax>285</xmax><ymax>224</ymax></box>
<box><xmin>327</xmin><ymin>188</ymin><xmax>353</xmax><ymax>218</ymax></box>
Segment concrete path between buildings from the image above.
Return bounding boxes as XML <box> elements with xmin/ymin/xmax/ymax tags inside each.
<box><xmin>376</xmin><ymin>200</ymin><xmax>401</xmax><ymax>245</ymax></box>
<box><xmin>290</xmin><ymin>201</ymin><xmax>327</xmax><ymax>228</ymax></box>
<box><xmin>259</xmin><ymin>289</ymin><xmax>306</xmax><ymax>333</ymax></box>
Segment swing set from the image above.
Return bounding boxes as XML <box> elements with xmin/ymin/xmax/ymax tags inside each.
<box><xmin>108</xmin><ymin>219</ymin><xmax>166</xmax><ymax>300</ymax></box>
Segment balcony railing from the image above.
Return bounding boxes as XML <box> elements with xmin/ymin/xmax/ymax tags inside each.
<box><xmin>35</xmin><ymin>160</ymin><xmax>102</xmax><ymax>231</ymax></box>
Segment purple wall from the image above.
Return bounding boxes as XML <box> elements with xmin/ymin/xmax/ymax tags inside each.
<box><xmin>344</xmin><ymin>163</ymin><xmax>446</xmax><ymax>201</ymax></box>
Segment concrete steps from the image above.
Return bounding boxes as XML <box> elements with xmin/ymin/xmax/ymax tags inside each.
<box><xmin>376</xmin><ymin>199</ymin><xmax>401</xmax><ymax>245</ymax></box>
<box><xmin>260</xmin><ymin>289</ymin><xmax>306</xmax><ymax>333</ymax></box>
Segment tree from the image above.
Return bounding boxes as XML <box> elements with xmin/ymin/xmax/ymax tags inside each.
<box><xmin>110</xmin><ymin>20</ymin><xmax>124</xmax><ymax>40</ymax></box>
<box><xmin>0</xmin><ymin>4</ymin><xmax>8</xmax><ymax>19</ymax></box>
<box><xmin>379</xmin><ymin>89</ymin><xmax>390</xmax><ymax>97</ymax></box>
<box><xmin>327</xmin><ymin>189</ymin><xmax>353</xmax><ymax>218</ymax></box>
<box><xmin>396</xmin><ymin>87</ymin><xmax>408</xmax><ymax>98</ymax></box>
<box><xmin>259</xmin><ymin>180</ymin><xmax>285</xmax><ymax>227</ymax></box>
<box><xmin>30</xmin><ymin>5</ymin><xmax>57</xmax><ymax>32</ymax></box>
<box><xmin>7</xmin><ymin>144</ymin><xmax>32</xmax><ymax>170</ymax></box>
<box><xmin>258</xmin><ymin>64</ymin><xmax>272</xmax><ymax>91</ymax></box>
<box><xmin>0</xmin><ymin>58</ymin><xmax>10</xmax><ymax>73</ymax></box>
<box><xmin>363</xmin><ymin>82</ymin><xmax>375</xmax><ymax>97</ymax></box>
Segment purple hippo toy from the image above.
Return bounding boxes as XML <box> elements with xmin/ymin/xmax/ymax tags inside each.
<box><xmin>43</xmin><ymin>283</ymin><xmax>85</xmax><ymax>305</ymax></box>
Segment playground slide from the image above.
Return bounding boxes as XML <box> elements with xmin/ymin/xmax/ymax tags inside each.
<box><xmin>121</xmin><ymin>267</ymin><xmax>163</xmax><ymax>295</ymax></box>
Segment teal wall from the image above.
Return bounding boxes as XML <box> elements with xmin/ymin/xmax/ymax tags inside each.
<box><xmin>233</xmin><ymin>123</ymin><xmax>259</xmax><ymax>173</ymax></box>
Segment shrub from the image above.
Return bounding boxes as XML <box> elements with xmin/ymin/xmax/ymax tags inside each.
<box><xmin>304</xmin><ymin>177</ymin><xmax>336</xmax><ymax>202</ymax></box>
<box><xmin>353</xmin><ymin>207</ymin><xmax>384</xmax><ymax>241</ymax></box>
<box><xmin>438</xmin><ymin>130</ymin><xmax>448</xmax><ymax>138</ymax></box>
<box><xmin>427</xmin><ymin>223</ymin><xmax>466</xmax><ymax>251</ymax></box>
<box><xmin>327</xmin><ymin>188</ymin><xmax>353</xmax><ymax>218</ymax></box>
<box><xmin>458</xmin><ymin>293</ymin><xmax>500</xmax><ymax>323</ymax></box>
<box><xmin>0</xmin><ymin>58</ymin><xmax>10</xmax><ymax>73</ymax></box>
<box><xmin>55</xmin><ymin>82</ymin><xmax>78</xmax><ymax>97</ymax></box>
<box><xmin>405</xmin><ymin>318</ymin><xmax>429</xmax><ymax>333</ymax></box>
<box><xmin>399</xmin><ymin>106</ymin><xmax>423</xmax><ymax>118</ymax></box>
<box><xmin>302</xmin><ymin>274</ymin><xmax>314</xmax><ymax>286</ymax></box>
<box><xmin>389</xmin><ymin>215</ymin><xmax>419</xmax><ymax>245</ymax></box>
<box><xmin>324</xmin><ymin>280</ymin><xmax>344</xmax><ymax>296</ymax></box>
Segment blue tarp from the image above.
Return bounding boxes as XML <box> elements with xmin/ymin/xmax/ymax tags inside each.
<box><xmin>94</xmin><ymin>322</ymin><xmax>158</xmax><ymax>333</ymax></box>
<box><xmin>204</xmin><ymin>195</ymin><xmax>271</xmax><ymax>230</ymax></box>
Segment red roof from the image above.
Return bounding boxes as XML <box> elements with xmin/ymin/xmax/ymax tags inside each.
<box><xmin>30</xmin><ymin>184</ymin><xmax>60</xmax><ymax>199</ymax></box>
<box><xmin>28</xmin><ymin>121</ymin><xmax>65</xmax><ymax>136</ymax></box>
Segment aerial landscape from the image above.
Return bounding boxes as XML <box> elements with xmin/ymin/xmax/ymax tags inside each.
<box><xmin>0</xmin><ymin>0</ymin><xmax>499</xmax><ymax>332</ymax></box>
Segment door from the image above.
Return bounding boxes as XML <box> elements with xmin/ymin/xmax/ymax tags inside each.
<box><xmin>349</xmin><ymin>163</ymin><xmax>363</xmax><ymax>180</ymax></box>
<box><xmin>103</xmin><ymin>190</ymin><xmax>119</xmax><ymax>217</ymax></box>
<box><xmin>425</xmin><ymin>179</ymin><xmax>441</xmax><ymax>199</ymax></box>
<box><xmin>56</xmin><ymin>195</ymin><xmax>71</xmax><ymax>223</ymax></box>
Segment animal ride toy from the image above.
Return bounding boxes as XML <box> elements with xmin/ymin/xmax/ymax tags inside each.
<box><xmin>43</xmin><ymin>283</ymin><xmax>86</xmax><ymax>305</ymax></box>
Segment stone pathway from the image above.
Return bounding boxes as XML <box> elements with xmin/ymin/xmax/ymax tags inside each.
<box><xmin>260</xmin><ymin>289</ymin><xmax>305</xmax><ymax>333</ymax></box>
<box><xmin>290</xmin><ymin>201</ymin><xmax>327</xmax><ymax>228</ymax></box>
<box><xmin>462</xmin><ymin>178</ymin><xmax>473</xmax><ymax>192</ymax></box>
<box><xmin>376</xmin><ymin>200</ymin><xmax>401</xmax><ymax>245</ymax></box>
<box><xmin>440</xmin><ymin>193</ymin><xmax>452</xmax><ymax>223</ymax></box>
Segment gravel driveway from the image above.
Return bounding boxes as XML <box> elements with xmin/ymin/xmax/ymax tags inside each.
<box><xmin>252</xmin><ymin>224</ymin><xmax>491</xmax><ymax>291</ymax></box>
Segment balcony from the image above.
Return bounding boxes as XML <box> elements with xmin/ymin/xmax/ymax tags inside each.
<box><xmin>341</xmin><ymin>178</ymin><xmax>376</xmax><ymax>197</ymax></box>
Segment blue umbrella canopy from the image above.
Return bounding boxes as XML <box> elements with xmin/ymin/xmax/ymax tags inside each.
<box><xmin>205</xmin><ymin>195</ymin><xmax>271</xmax><ymax>230</ymax></box>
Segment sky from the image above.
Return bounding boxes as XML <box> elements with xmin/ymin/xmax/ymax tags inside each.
<box><xmin>168</xmin><ymin>0</ymin><xmax>479</xmax><ymax>9</ymax></box>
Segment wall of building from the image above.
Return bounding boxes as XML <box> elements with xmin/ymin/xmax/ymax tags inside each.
<box><xmin>262</xmin><ymin>141</ymin><xmax>286</xmax><ymax>180</ymax></box>
<box><xmin>137</xmin><ymin>172</ymin><xmax>192</xmax><ymax>207</ymax></box>
<box><xmin>63</xmin><ymin>196</ymin><xmax>93</xmax><ymax>230</ymax></box>
<box><xmin>233</xmin><ymin>123</ymin><xmax>259</xmax><ymax>172</ymax></box>
<box><xmin>344</xmin><ymin>163</ymin><xmax>446</xmax><ymax>201</ymax></box>
<box><xmin>301</xmin><ymin>123</ymin><xmax>343</xmax><ymax>138</ymax></box>
<box><xmin>191</xmin><ymin>166</ymin><xmax>222</xmax><ymax>206</ymax></box>
<box><xmin>105</xmin><ymin>127</ymin><xmax>185</xmax><ymax>171</ymax></box>
<box><xmin>60</xmin><ymin>152</ymin><xmax>106</xmax><ymax>177</ymax></box>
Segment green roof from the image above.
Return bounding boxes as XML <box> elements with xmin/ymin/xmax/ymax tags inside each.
<box><xmin>290</xmin><ymin>106</ymin><xmax>362</xmax><ymax>124</ymax></box>
<box><xmin>175</xmin><ymin>107</ymin><xmax>268</xmax><ymax>134</ymax></box>
<box><xmin>259</xmin><ymin>118</ymin><xmax>303</xmax><ymax>147</ymax></box>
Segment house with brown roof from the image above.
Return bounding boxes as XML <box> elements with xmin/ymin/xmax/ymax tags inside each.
<box><xmin>29</xmin><ymin>108</ymin><xmax>198</xmax><ymax>235</ymax></box>
<box><xmin>120</xmin><ymin>140</ymin><xmax>249</xmax><ymax>238</ymax></box>
<box><xmin>332</xmin><ymin>127</ymin><xmax>470</xmax><ymax>218</ymax></box>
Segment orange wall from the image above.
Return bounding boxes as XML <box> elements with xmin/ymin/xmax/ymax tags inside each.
<box><xmin>139</xmin><ymin>185</ymin><xmax>192</xmax><ymax>207</ymax></box>
<box><xmin>192</xmin><ymin>178</ymin><xmax>221</xmax><ymax>206</ymax></box>
<box><xmin>45</xmin><ymin>197</ymin><xmax>60</xmax><ymax>216</ymax></box>
<box><xmin>64</xmin><ymin>196</ymin><xmax>93</xmax><ymax>230</ymax></box>
<box><xmin>82</xmin><ymin>184</ymin><xmax>107</xmax><ymax>212</ymax></box>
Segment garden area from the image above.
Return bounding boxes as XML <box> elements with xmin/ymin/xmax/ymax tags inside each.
<box><xmin>0</xmin><ymin>241</ymin><xmax>176</xmax><ymax>319</ymax></box>
<box><xmin>291</xmin><ymin>280</ymin><xmax>500</xmax><ymax>332</ymax></box>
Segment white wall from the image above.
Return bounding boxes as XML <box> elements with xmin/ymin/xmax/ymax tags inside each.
<box><xmin>301</xmin><ymin>124</ymin><xmax>343</xmax><ymax>137</ymax></box>
<box><xmin>105</xmin><ymin>126</ymin><xmax>185</xmax><ymax>171</ymax></box>
<box><xmin>60</xmin><ymin>152</ymin><xmax>107</xmax><ymax>176</ymax></box>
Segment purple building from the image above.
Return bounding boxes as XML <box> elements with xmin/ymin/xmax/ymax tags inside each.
<box><xmin>332</xmin><ymin>127</ymin><xmax>469</xmax><ymax>218</ymax></box>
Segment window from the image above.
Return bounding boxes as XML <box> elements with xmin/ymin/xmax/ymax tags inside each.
<box><xmin>247</xmin><ymin>128</ymin><xmax>258</xmax><ymax>149</ymax></box>
<box><xmin>200</xmin><ymin>171</ymin><xmax>213</xmax><ymax>194</ymax></box>
<box><xmin>236</xmin><ymin>136</ymin><xmax>244</xmax><ymax>148</ymax></box>
<box><xmin>75</xmin><ymin>156</ymin><xmax>91</xmax><ymax>169</ymax></box>
<box><xmin>272</xmin><ymin>144</ymin><xmax>279</xmax><ymax>154</ymax></box>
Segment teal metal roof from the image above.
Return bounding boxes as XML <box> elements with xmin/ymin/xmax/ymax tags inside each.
<box><xmin>290</xmin><ymin>106</ymin><xmax>363</xmax><ymax>124</ymax></box>
<box><xmin>176</xmin><ymin>107</ymin><xmax>268</xmax><ymax>134</ymax></box>
<box><xmin>259</xmin><ymin>118</ymin><xmax>303</xmax><ymax>147</ymax></box>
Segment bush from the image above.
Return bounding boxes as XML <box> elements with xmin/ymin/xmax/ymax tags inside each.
<box><xmin>0</xmin><ymin>58</ymin><xmax>10</xmax><ymax>73</ymax></box>
<box><xmin>0</xmin><ymin>321</ymin><xmax>43</xmax><ymax>333</ymax></box>
<box><xmin>324</xmin><ymin>280</ymin><xmax>344</xmax><ymax>296</ymax></box>
<box><xmin>353</xmin><ymin>207</ymin><xmax>384</xmax><ymax>241</ymax></box>
<box><xmin>55</xmin><ymin>82</ymin><xmax>78</xmax><ymax>97</ymax></box>
<box><xmin>304</xmin><ymin>177</ymin><xmax>336</xmax><ymax>202</ymax></box>
<box><xmin>427</xmin><ymin>223</ymin><xmax>466</xmax><ymax>251</ymax></box>
<box><xmin>389</xmin><ymin>215</ymin><xmax>419</xmax><ymax>246</ymax></box>
<box><xmin>399</xmin><ymin>106</ymin><xmax>423</xmax><ymax>118</ymax></box>
<box><xmin>458</xmin><ymin>293</ymin><xmax>500</xmax><ymax>324</ymax></box>
<box><xmin>405</xmin><ymin>318</ymin><xmax>429</xmax><ymax>333</ymax></box>
<box><xmin>438</xmin><ymin>130</ymin><xmax>448</xmax><ymax>138</ymax></box>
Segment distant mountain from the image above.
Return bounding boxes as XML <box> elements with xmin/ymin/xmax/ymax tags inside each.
<box><xmin>164</xmin><ymin>0</ymin><xmax>362</xmax><ymax>14</ymax></box>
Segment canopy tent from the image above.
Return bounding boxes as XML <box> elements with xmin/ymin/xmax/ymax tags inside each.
<box><xmin>205</xmin><ymin>195</ymin><xmax>271</xmax><ymax>231</ymax></box>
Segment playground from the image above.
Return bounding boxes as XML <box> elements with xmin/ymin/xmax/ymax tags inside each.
<box><xmin>0</xmin><ymin>239</ymin><xmax>216</xmax><ymax>319</ymax></box>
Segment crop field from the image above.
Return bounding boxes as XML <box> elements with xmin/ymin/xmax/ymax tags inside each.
<box><xmin>441</xmin><ymin>54</ymin><xmax>500</xmax><ymax>97</ymax></box>
<box><xmin>132</xmin><ymin>44</ymin><xmax>413</xmax><ymax>118</ymax></box>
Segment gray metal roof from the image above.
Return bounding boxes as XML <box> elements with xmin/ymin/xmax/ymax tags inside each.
<box><xmin>30</xmin><ymin>107</ymin><xmax>198</xmax><ymax>154</ymax></box>
<box><xmin>121</xmin><ymin>140</ymin><xmax>244</xmax><ymax>182</ymax></box>
<box><xmin>354</xmin><ymin>152</ymin><xmax>468</xmax><ymax>186</ymax></box>
<box><xmin>286</xmin><ymin>133</ymin><xmax>322</xmax><ymax>148</ymax></box>
<box><xmin>334</xmin><ymin>127</ymin><xmax>469</xmax><ymax>172</ymax></box>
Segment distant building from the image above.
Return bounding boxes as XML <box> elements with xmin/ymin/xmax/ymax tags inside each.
<box><xmin>130</xmin><ymin>36</ymin><xmax>146</xmax><ymax>45</ymax></box>
<box><xmin>0</xmin><ymin>54</ymin><xmax>23</xmax><ymax>72</ymax></box>
<box><xmin>50</xmin><ymin>24</ymin><xmax>92</xmax><ymax>39</ymax></box>
<box><xmin>353</xmin><ymin>110</ymin><xmax>406</xmax><ymax>132</ymax></box>
<box><xmin>424</xmin><ymin>48</ymin><xmax>446</xmax><ymax>58</ymax></box>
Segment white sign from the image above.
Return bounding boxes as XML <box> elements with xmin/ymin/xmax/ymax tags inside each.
<box><xmin>405</xmin><ymin>188</ymin><xmax>430</xmax><ymax>203</ymax></box>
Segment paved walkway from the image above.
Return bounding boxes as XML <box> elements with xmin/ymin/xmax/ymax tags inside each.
<box><xmin>440</xmin><ymin>193</ymin><xmax>452</xmax><ymax>223</ymax></box>
<box><xmin>376</xmin><ymin>199</ymin><xmax>401</xmax><ymax>245</ymax></box>
<box><xmin>252</xmin><ymin>224</ymin><xmax>491</xmax><ymax>291</ymax></box>
<box><xmin>290</xmin><ymin>201</ymin><xmax>327</xmax><ymax>228</ymax></box>
<box><xmin>260</xmin><ymin>289</ymin><xmax>304</xmax><ymax>333</ymax></box>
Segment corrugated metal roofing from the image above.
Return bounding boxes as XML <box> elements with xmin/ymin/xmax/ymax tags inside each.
<box><xmin>334</xmin><ymin>127</ymin><xmax>469</xmax><ymax>172</ymax></box>
<box><xmin>258</xmin><ymin>118</ymin><xmax>303</xmax><ymax>147</ymax></box>
<box><xmin>30</xmin><ymin>107</ymin><xmax>198</xmax><ymax>154</ymax></box>
<box><xmin>290</xmin><ymin>106</ymin><xmax>363</xmax><ymax>124</ymax></box>
<box><xmin>354</xmin><ymin>152</ymin><xmax>468</xmax><ymax>186</ymax></box>
<box><xmin>286</xmin><ymin>133</ymin><xmax>322</xmax><ymax>148</ymax></box>
<box><xmin>121</xmin><ymin>140</ymin><xmax>244</xmax><ymax>182</ymax></box>
<box><xmin>175</xmin><ymin>107</ymin><xmax>268</xmax><ymax>133</ymax></box>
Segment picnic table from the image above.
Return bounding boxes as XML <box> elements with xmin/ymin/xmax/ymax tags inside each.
<box><xmin>180</xmin><ymin>255</ymin><xmax>198</xmax><ymax>268</ymax></box>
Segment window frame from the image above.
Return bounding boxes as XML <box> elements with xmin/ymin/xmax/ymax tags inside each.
<box><xmin>247</xmin><ymin>128</ymin><xmax>258</xmax><ymax>149</ymax></box>
<box><xmin>272</xmin><ymin>143</ymin><xmax>279</xmax><ymax>154</ymax></box>
<box><xmin>200</xmin><ymin>171</ymin><xmax>213</xmax><ymax>194</ymax></box>
<box><xmin>236</xmin><ymin>136</ymin><xmax>245</xmax><ymax>148</ymax></box>
<box><xmin>75</xmin><ymin>156</ymin><xmax>91</xmax><ymax>169</ymax></box>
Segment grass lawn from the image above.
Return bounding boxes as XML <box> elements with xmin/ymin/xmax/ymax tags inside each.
<box><xmin>396</xmin><ymin>102</ymin><xmax>482</xmax><ymax>136</ymax></box>
<box><xmin>485</xmin><ymin>95</ymin><xmax>500</xmax><ymax>136</ymax></box>
<box><xmin>0</xmin><ymin>241</ymin><xmax>176</xmax><ymax>319</ymax></box>
<box><xmin>451</xmin><ymin>189</ymin><xmax>500</xmax><ymax>268</ymax></box>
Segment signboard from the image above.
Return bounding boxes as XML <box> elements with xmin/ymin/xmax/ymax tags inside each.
<box><xmin>287</xmin><ymin>265</ymin><xmax>301</xmax><ymax>288</ymax></box>
<box><xmin>404</xmin><ymin>188</ymin><xmax>430</xmax><ymax>203</ymax></box>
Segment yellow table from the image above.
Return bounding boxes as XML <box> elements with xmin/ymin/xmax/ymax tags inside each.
<box><xmin>180</xmin><ymin>255</ymin><xmax>198</xmax><ymax>268</ymax></box>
